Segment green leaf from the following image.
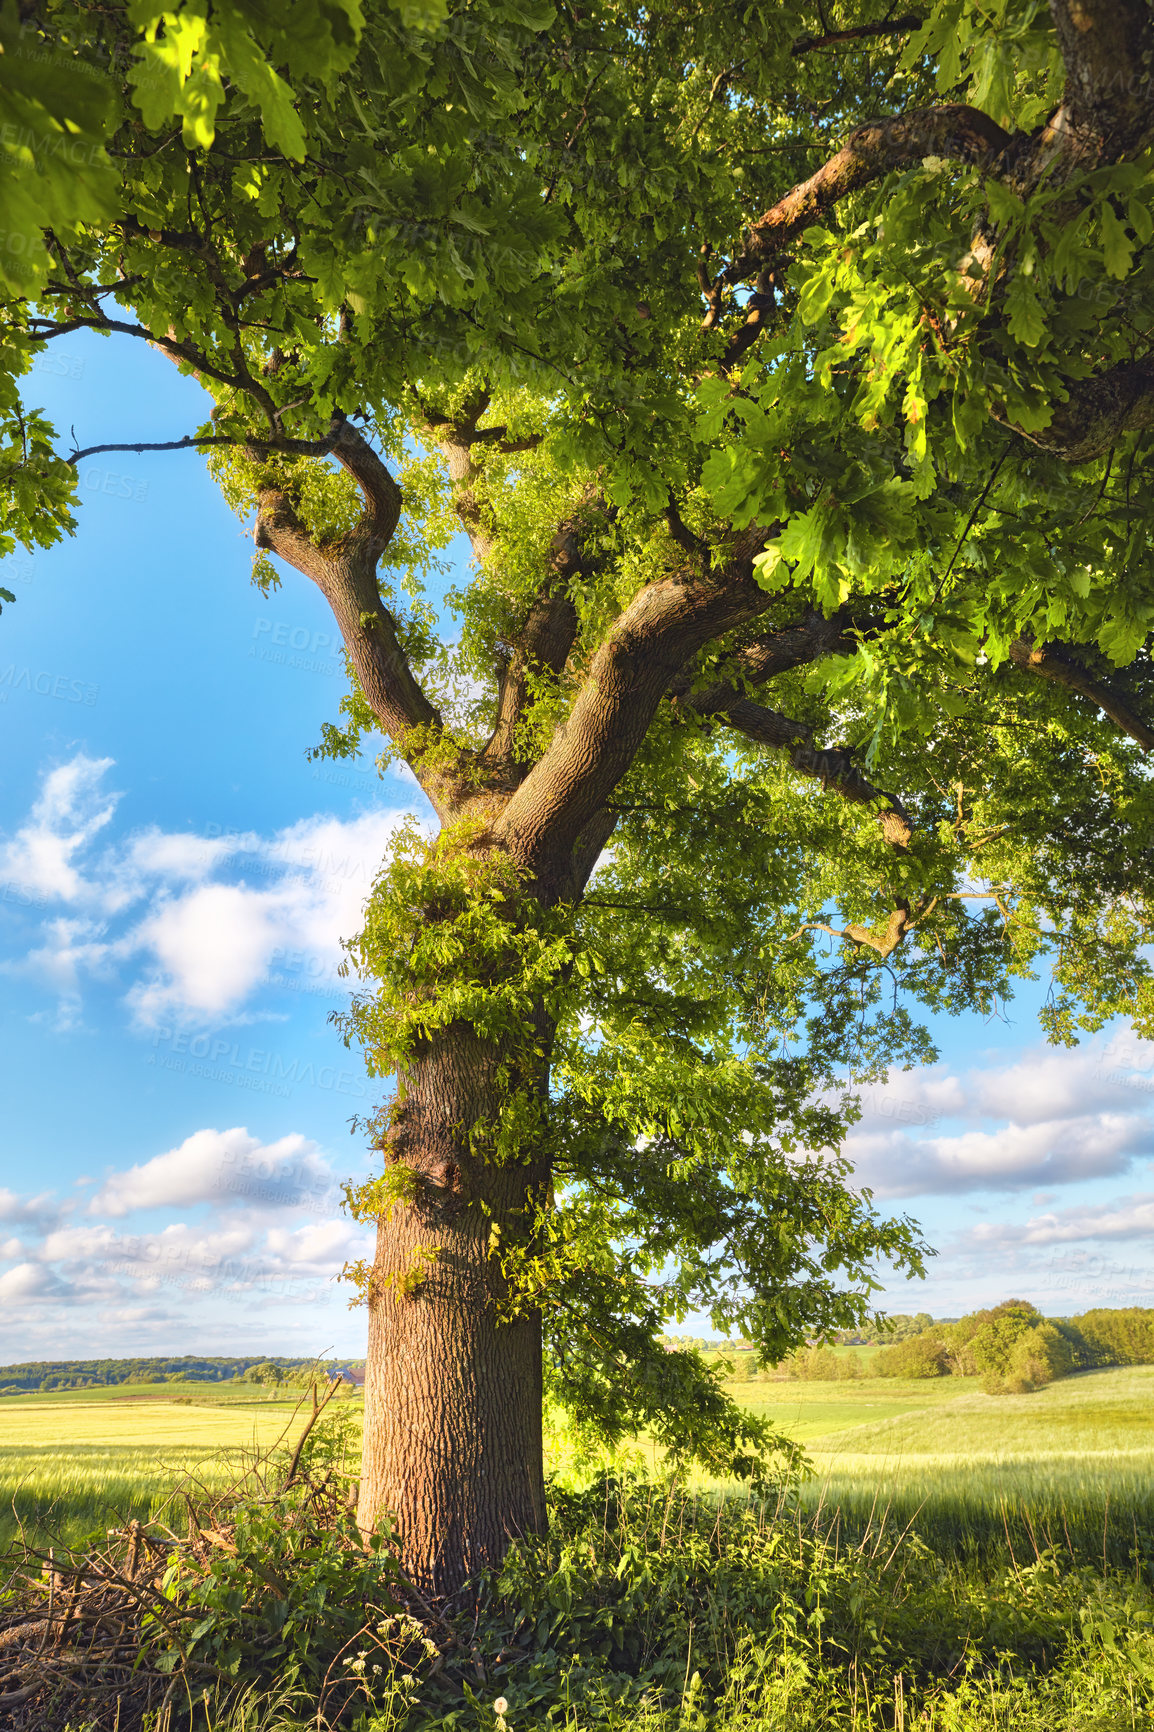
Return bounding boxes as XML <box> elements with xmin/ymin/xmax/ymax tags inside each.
<box><xmin>1100</xmin><ymin>203</ymin><xmax>1134</xmax><ymax>279</ymax></box>
<box><xmin>385</xmin><ymin>0</ymin><xmax>450</xmax><ymax>27</ymax></box>
<box><xmin>1006</xmin><ymin>275</ymin><xmax>1046</xmax><ymax>347</ymax></box>
<box><xmin>215</xmin><ymin>19</ymin><xmax>307</xmax><ymax>157</ymax></box>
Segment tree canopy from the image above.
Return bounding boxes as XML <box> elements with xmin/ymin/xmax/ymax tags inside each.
<box><xmin>6</xmin><ymin>0</ymin><xmax>1154</xmax><ymax>1587</ymax></box>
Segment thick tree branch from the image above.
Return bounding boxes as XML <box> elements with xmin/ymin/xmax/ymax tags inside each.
<box><xmin>707</xmin><ymin>104</ymin><xmax>1013</xmax><ymax>319</ymax></box>
<box><xmin>483</xmin><ymin>571</ymin><xmax>580</xmax><ymax>769</ymax></box>
<box><xmin>422</xmin><ymin>394</ymin><xmax>500</xmax><ymax>565</ymax></box>
<box><xmin>791</xmin><ymin>900</ymin><xmax>922</xmax><ymax>959</ymax></box>
<box><xmin>568</xmin><ymin>806</ymin><xmax>622</xmax><ymax>899</ymax></box>
<box><xmin>667</xmin><ymin>609</ymin><xmax>856</xmax><ymax>704</ymax></box>
<box><xmin>673</xmin><ymin>685</ymin><xmax>914</xmax><ymax>846</ymax></box>
<box><xmin>1046</xmin><ymin>0</ymin><xmax>1154</xmax><ymax>164</ymax></box>
<box><xmin>254</xmin><ymin>447</ymin><xmax>443</xmax><ymax>792</ymax></box>
<box><xmin>419</xmin><ymin>390</ymin><xmax>542</xmax><ymax>572</ymax></box>
<box><xmin>1006</xmin><ymin>357</ymin><xmax>1154</xmax><ymax>463</ymax></box>
<box><xmin>493</xmin><ymin>529</ymin><xmax>787</xmax><ymax>882</ymax></box>
<box><xmin>1010</xmin><ymin>637</ymin><xmax>1154</xmax><ymax>751</ymax></box>
<box><xmin>330</xmin><ymin>423</ymin><xmax>404</xmax><ymax>558</ymax></box>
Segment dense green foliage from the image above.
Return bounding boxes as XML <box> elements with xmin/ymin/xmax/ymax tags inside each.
<box><xmin>776</xmin><ymin>1304</ymin><xmax>1154</xmax><ymax>1391</ymax></box>
<box><xmin>21</xmin><ymin>1468</ymin><xmax>1154</xmax><ymax>1731</ymax></box>
<box><xmin>0</xmin><ymin>0</ymin><xmax>370</xmax><ymax>296</ymax></box>
<box><xmin>1075</xmin><ymin>1307</ymin><xmax>1154</xmax><ymax>1367</ymax></box>
<box><xmin>915</xmin><ymin>1302</ymin><xmax>1154</xmax><ymax>1392</ymax></box>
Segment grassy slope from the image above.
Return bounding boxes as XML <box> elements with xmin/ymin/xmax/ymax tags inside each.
<box><xmin>730</xmin><ymin>1372</ymin><xmax>983</xmax><ymax>1440</ymax></box>
<box><xmin>779</xmin><ymin>1366</ymin><xmax>1154</xmax><ymax>1566</ymax></box>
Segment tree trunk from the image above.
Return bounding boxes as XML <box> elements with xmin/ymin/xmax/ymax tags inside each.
<box><xmin>356</xmin><ymin>1021</ymin><xmax>550</xmax><ymax>1594</ymax></box>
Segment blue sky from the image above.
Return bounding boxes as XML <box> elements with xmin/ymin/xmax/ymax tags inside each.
<box><xmin>1</xmin><ymin>333</ymin><xmax>1152</xmax><ymax>1366</ymax></box>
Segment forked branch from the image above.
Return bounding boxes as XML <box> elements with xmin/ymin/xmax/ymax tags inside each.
<box><xmin>791</xmin><ymin>899</ymin><xmax>923</xmax><ymax>960</ymax></box>
<box><xmin>254</xmin><ymin>442</ymin><xmax>443</xmax><ymax>775</ymax></box>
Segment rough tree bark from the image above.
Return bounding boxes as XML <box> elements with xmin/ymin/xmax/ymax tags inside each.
<box><xmin>358</xmin><ymin>1025</ymin><xmax>551</xmax><ymax>1592</ymax></box>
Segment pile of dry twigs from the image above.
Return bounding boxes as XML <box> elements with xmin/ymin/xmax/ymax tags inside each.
<box><xmin>0</xmin><ymin>1520</ymin><xmax>184</xmax><ymax>1730</ymax></box>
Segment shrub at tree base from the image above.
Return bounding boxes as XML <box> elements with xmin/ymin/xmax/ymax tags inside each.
<box><xmin>5</xmin><ymin>1474</ymin><xmax>1153</xmax><ymax>1732</ymax></box>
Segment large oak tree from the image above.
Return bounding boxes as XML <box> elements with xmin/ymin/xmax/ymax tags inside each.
<box><xmin>6</xmin><ymin>0</ymin><xmax>1154</xmax><ymax>1593</ymax></box>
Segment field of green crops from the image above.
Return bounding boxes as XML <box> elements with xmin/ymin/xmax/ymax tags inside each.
<box><xmin>778</xmin><ymin>1365</ymin><xmax>1154</xmax><ymax>1568</ymax></box>
<box><xmin>3</xmin><ymin>1365</ymin><xmax>1151</xmax><ymax>1562</ymax></box>
<box><xmin>0</xmin><ymin>1383</ymin><xmax>352</xmax><ymax>1551</ymax></box>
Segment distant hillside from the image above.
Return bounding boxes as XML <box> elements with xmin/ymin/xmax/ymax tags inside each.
<box><xmin>0</xmin><ymin>1356</ymin><xmax>335</xmax><ymax>1392</ymax></box>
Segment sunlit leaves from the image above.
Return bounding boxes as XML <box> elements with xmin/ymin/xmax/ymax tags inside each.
<box><xmin>0</xmin><ymin>8</ymin><xmax>118</xmax><ymax>292</ymax></box>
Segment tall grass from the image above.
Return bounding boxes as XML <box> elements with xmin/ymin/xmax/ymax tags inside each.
<box><xmin>795</xmin><ymin>1366</ymin><xmax>1154</xmax><ymax>1570</ymax></box>
<box><xmin>0</xmin><ymin>1397</ymin><xmax>316</xmax><ymax>1551</ymax></box>
<box><xmin>0</xmin><ymin>1443</ymin><xmax>254</xmax><ymax>1551</ymax></box>
<box><xmin>800</xmin><ymin>1453</ymin><xmax>1154</xmax><ymax>1572</ymax></box>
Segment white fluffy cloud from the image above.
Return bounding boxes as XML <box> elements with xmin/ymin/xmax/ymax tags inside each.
<box><xmin>0</xmin><ymin>755</ymin><xmax>119</xmax><ymax>904</ymax></box>
<box><xmin>0</xmin><ymin>1125</ymin><xmax>373</xmax><ymax>1356</ymax></box>
<box><xmin>0</xmin><ymin>1187</ymin><xmax>61</xmax><ymax>1226</ymax></box>
<box><xmin>965</xmin><ymin>1192</ymin><xmax>1154</xmax><ymax>1247</ymax></box>
<box><xmin>845</xmin><ymin>1031</ymin><xmax>1154</xmax><ymax>1198</ymax></box>
<box><xmin>0</xmin><ymin>754</ymin><xmax>412</xmax><ymax>1027</ymax></box>
<box><xmin>129</xmin><ymin>884</ymin><xmax>297</xmax><ymax>1022</ymax></box>
<box><xmin>849</xmin><ymin>1110</ymin><xmax>1144</xmax><ymax>1197</ymax></box>
<box><xmin>0</xmin><ymin>1262</ymin><xmax>68</xmax><ymax>1302</ymax></box>
<box><xmin>90</xmin><ymin>1126</ymin><xmax>331</xmax><ymax>1217</ymax></box>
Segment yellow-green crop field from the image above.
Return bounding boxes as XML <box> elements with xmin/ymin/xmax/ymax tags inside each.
<box><xmin>2</xmin><ymin>1368</ymin><xmax>1152</xmax><ymax>1563</ymax></box>
<box><xmin>0</xmin><ymin>1385</ymin><xmax>353</xmax><ymax>1551</ymax></box>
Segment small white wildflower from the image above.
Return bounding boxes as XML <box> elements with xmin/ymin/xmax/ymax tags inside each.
<box><xmin>493</xmin><ymin>1698</ymin><xmax>509</xmax><ymax>1716</ymax></box>
<box><xmin>402</xmin><ymin>1673</ymin><xmax>415</xmax><ymax>1687</ymax></box>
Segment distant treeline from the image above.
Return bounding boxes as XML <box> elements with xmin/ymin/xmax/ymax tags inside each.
<box><xmin>0</xmin><ymin>1356</ymin><xmax>334</xmax><ymax>1393</ymax></box>
<box><xmin>782</xmin><ymin>1303</ymin><xmax>1154</xmax><ymax>1395</ymax></box>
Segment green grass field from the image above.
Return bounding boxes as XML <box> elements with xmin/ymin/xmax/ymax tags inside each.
<box><xmin>676</xmin><ymin>1364</ymin><xmax>1152</xmax><ymax>1576</ymax></box>
<box><xmin>4</xmin><ymin>1366</ymin><xmax>1149</xmax><ymax>1565</ymax></box>
<box><xmin>0</xmin><ymin>1382</ymin><xmax>355</xmax><ymax>1551</ymax></box>
<box><xmin>792</xmin><ymin>1365</ymin><xmax>1154</xmax><ymax>1567</ymax></box>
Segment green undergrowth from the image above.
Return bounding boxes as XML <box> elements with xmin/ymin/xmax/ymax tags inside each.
<box><xmin>11</xmin><ymin>1376</ymin><xmax>1154</xmax><ymax>1729</ymax></box>
<box><xmin>37</xmin><ymin>1476</ymin><xmax>1154</xmax><ymax>1732</ymax></box>
<box><xmin>428</xmin><ymin>1482</ymin><xmax>1152</xmax><ymax>1732</ymax></box>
